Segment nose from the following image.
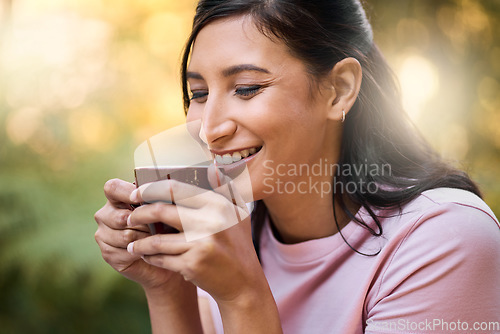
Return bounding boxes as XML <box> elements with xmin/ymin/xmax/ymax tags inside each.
<box><xmin>200</xmin><ymin>95</ymin><xmax>237</xmax><ymax>145</ymax></box>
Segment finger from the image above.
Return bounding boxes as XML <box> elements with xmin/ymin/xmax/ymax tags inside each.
<box><xmin>104</xmin><ymin>179</ymin><xmax>139</xmax><ymax>208</ymax></box>
<box><xmin>134</xmin><ymin>179</ymin><xmax>212</xmax><ymax>206</ymax></box>
<box><xmin>96</xmin><ymin>223</ymin><xmax>151</xmax><ymax>249</ymax></box>
<box><xmin>95</xmin><ymin>204</ymin><xmax>130</xmax><ymax>230</ymax></box>
<box><xmin>95</xmin><ymin>238</ymin><xmax>142</xmax><ymax>270</ymax></box>
<box><xmin>95</xmin><ymin>204</ymin><xmax>151</xmax><ymax>232</ymax></box>
<box><xmin>134</xmin><ymin>180</ymin><xmax>223</xmax><ymax>211</ymax></box>
<box><xmin>130</xmin><ymin>178</ymin><xmax>247</xmax><ymax>240</ymax></box>
<box><xmin>128</xmin><ymin>202</ymin><xmax>184</xmax><ymax>232</ymax></box>
<box><xmin>141</xmin><ymin>254</ymin><xmax>186</xmax><ymax>275</ymax></box>
<box><xmin>127</xmin><ymin>233</ymin><xmax>190</xmax><ymax>256</ymax></box>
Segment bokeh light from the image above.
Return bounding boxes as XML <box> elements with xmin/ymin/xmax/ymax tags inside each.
<box><xmin>398</xmin><ymin>54</ymin><xmax>439</xmax><ymax>120</ymax></box>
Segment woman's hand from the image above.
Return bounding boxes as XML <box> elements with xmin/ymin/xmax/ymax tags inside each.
<box><xmin>96</xmin><ymin>172</ymin><xmax>282</xmax><ymax>333</ymax></box>
<box><xmin>94</xmin><ymin>178</ymin><xmax>184</xmax><ymax>290</ymax></box>
<box><xmin>126</xmin><ymin>171</ymin><xmax>266</xmax><ymax>304</ymax></box>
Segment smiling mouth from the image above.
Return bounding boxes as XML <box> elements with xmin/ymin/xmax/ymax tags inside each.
<box><xmin>214</xmin><ymin>146</ymin><xmax>262</xmax><ymax>165</ymax></box>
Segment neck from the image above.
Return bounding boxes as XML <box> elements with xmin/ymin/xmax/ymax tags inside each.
<box><xmin>262</xmin><ymin>180</ymin><xmax>357</xmax><ymax>244</ymax></box>
<box><xmin>259</xmin><ymin>127</ymin><xmax>355</xmax><ymax>244</ymax></box>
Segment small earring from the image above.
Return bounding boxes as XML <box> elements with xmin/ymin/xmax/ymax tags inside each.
<box><xmin>341</xmin><ymin>109</ymin><xmax>346</xmax><ymax>123</ymax></box>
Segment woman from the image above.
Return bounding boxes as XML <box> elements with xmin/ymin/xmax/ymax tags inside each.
<box><xmin>94</xmin><ymin>0</ymin><xmax>500</xmax><ymax>333</ymax></box>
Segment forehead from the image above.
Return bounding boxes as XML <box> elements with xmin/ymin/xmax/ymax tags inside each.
<box><xmin>188</xmin><ymin>16</ymin><xmax>299</xmax><ymax>73</ymax></box>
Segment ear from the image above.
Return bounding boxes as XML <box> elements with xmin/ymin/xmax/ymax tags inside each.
<box><xmin>325</xmin><ymin>57</ymin><xmax>362</xmax><ymax>122</ymax></box>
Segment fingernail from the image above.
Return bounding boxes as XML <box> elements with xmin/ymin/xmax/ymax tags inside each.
<box><xmin>127</xmin><ymin>241</ymin><xmax>134</xmax><ymax>254</ymax></box>
<box><xmin>127</xmin><ymin>214</ymin><xmax>132</xmax><ymax>227</ymax></box>
<box><xmin>130</xmin><ymin>189</ymin><xmax>138</xmax><ymax>202</ymax></box>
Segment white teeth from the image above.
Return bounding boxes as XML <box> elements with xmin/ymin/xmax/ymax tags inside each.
<box><xmin>232</xmin><ymin>152</ymin><xmax>242</xmax><ymax>162</ymax></box>
<box><xmin>222</xmin><ymin>154</ymin><xmax>233</xmax><ymax>164</ymax></box>
<box><xmin>214</xmin><ymin>147</ymin><xmax>260</xmax><ymax>165</ymax></box>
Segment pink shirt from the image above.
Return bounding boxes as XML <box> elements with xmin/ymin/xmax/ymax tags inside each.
<box><xmin>200</xmin><ymin>188</ymin><xmax>500</xmax><ymax>333</ymax></box>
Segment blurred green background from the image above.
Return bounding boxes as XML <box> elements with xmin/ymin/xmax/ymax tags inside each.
<box><xmin>0</xmin><ymin>0</ymin><xmax>498</xmax><ymax>332</ymax></box>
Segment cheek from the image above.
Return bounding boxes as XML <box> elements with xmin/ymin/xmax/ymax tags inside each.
<box><xmin>186</xmin><ymin>106</ymin><xmax>202</xmax><ymax>123</ymax></box>
<box><xmin>254</xmin><ymin>89</ymin><xmax>318</xmax><ymax>138</ymax></box>
<box><xmin>272</xmin><ymin>80</ymin><xmax>314</xmax><ymax>118</ymax></box>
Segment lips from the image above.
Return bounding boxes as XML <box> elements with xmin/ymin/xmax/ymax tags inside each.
<box><xmin>213</xmin><ymin>146</ymin><xmax>262</xmax><ymax>165</ymax></box>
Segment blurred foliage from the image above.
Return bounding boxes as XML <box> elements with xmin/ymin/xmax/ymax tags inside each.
<box><xmin>0</xmin><ymin>0</ymin><xmax>499</xmax><ymax>332</ymax></box>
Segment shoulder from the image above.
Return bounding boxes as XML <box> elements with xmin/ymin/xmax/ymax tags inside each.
<box><xmin>365</xmin><ymin>188</ymin><xmax>500</xmax><ymax>323</ymax></box>
<box><xmin>418</xmin><ymin>187</ymin><xmax>498</xmax><ymax>224</ymax></box>
<box><xmin>373</xmin><ymin>187</ymin><xmax>500</xmax><ymax>292</ymax></box>
<box><xmin>381</xmin><ymin>187</ymin><xmax>499</xmax><ymax>241</ymax></box>
<box><xmin>371</xmin><ymin>187</ymin><xmax>500</xmax><ymax>294</ymax></box>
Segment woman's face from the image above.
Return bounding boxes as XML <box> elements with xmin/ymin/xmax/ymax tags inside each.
<box><xmin>186</xmin><ymin>16</ymin><xmax>341</xmax><ymax>201</ymax></box>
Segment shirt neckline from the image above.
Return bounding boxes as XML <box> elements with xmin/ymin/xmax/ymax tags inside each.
<box><xmin>263</xmin><ymin>207</ymin><xmax>369</xmax><ymax>264</ymax></box>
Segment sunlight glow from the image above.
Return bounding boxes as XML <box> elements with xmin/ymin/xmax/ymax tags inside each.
<box><xmin>398</xmin><ymin>55</ymin><xmax>439</xmax><ymax>121</ymax></box>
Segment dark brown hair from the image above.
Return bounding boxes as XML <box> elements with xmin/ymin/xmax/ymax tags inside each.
<box><xmin>180</xmin><ymin>0</ymin><xmax>481</xmax><ymax>256</ymax></box>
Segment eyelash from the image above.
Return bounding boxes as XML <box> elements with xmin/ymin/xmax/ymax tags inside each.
<box><xmin>234</xmin><ymin>85</ymin><xmax>263</xmax><ymax>97</ymax></box>
<box><xmin>189</xmin><ymin>85</ymin><xmax>263</xmax><ymax>102</ymax></box>
<box><xmin>190</xmin><ymin>91</ymin><xmax>208</xmax><ymax>101</ymax></box>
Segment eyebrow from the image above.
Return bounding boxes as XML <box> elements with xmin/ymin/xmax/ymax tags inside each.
<box><xmin>186</xmin><ymin>72</ymin><xmax>204</xmax><ymax>80</ymax></box>
<box><xmin>186</xmin><ymin>64</ymin><xmax>270</xmax><ymax>81</ymax></box>
<box><xmin>222</xmin><ymin>64</ymin><xmax>270</xmax><ymax>77</ymax></box>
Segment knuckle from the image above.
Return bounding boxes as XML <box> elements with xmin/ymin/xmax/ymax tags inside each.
<box><xmin>122</xmin><ymin>229</ymin><xmax>136</xmax><ymax>244</ymax></box>
<box><xmin>103</xmin><ymin>256</ymin><xmax>114</xmax><ymax>266</ymax></box>
<box><xmin>94</xmin><ymin>230</ymin><xmax>101</xmax><ymax>242</ymax></box>
<box><xmin>155</xmin><ymin>256</ymin><xmax>165</xmax><ymax>268</ymax></box>
<box><xmin>199</xmin><ymin>240</ymin><xmax>215</xmax><ymax>255</ymax></box>
<box><xmin>195</xmin><ymin>241</ymin><xmax>215</xmax><ymax>260</ymax></box>
<box><xmin>94</xmin><ymin>208</ymin><xmax>104</xmax><ymax>224</ymax></box>
<box><xmin>101</xmin><ymin>246</ymin><xmax>113</xmax><ymax>263</ymax></box>
<box><xmin>151</xmin><ymin>202</ymin><xmax>165</xmax><ymax>220</ymax></box>
<box><xmin>183</xmin><ymin>258</ymin><xmax>198</xmax><ymax>278</ymax></box>
<box><xmin>212</xmin><ymin>218</ymin><xmax>225</xmax><ymax>232</ymax></box>
<box><xmin>102</xmin><ymin>253</ymin><xmax>111</xmax><ymax>263</ymax></box>
<box><xmin>214</xmin><ymin>199</ymin><xmax>230</xmax><ymax>213</ymax></box>
<box><xmin>151</xmin><ymin>235</ymin><xmax>163</xmax><ymax>250</ymax></box>
<box><xmin>102</xmin><ymin>243</ymin><xmax>111</xmax><ymax>255</ymax></box>
<box><xmin>116</xmin><ymin>264</ymin><xmax>130</xmax><ymax>273</ymax></box>
<box><xmin>189</xmin><ymin>246</ymin><xmax>211</xmax><ymax>270</ymax></box>
<box><xmin>117</xmin><ymin>211</ymin><xmax>129</xmax><ymax>228</ymax></box>
<box><xmin>205</xmin><ymin>211</ymin><xmax>226</xmax><ymax>232</ymax></box>
<box><xmin>103</xmin><ymin>178</ymin><xmax>119</xmax><ymax>195</ymax></box>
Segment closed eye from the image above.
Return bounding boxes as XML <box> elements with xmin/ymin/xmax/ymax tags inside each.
<box><xmin>190</xmin><ymin>90</ymin><xmax>208</xmax><ymax>102</ymax></box>
<box><xmin>234</xmin><ymin>85</ymin><xmax>263</xmax><ymax>99</ymax></box>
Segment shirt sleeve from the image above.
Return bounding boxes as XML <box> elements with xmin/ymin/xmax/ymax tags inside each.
<box><xmin>197</xmin><ymin>287</ymin><xmax>224</xmax><ymax>334</ymax></box>
<box><xmin>365</xmin><ymin>202</ymin><xmax>500</xmax><ymax>334</ymax></box>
